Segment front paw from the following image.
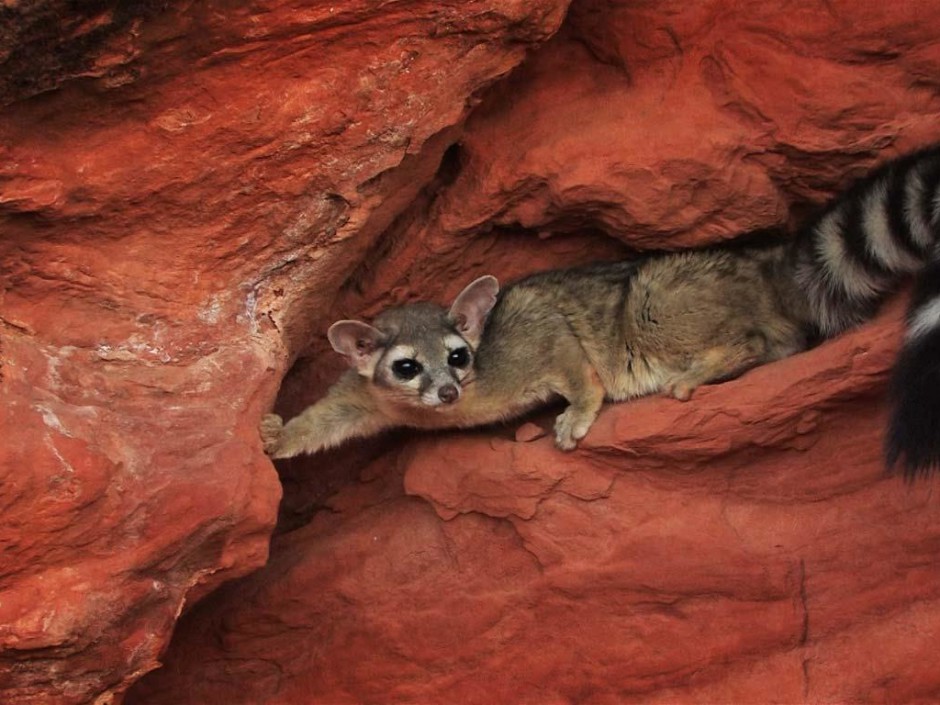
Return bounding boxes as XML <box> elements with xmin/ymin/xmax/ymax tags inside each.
<box><xmin>553</xmin><ymin>407</ymin><xmax>593</xmax><ymax>451</ymax></box>
<box><xmin>260</xmin><ymin>413</ymin><xmax>284</xmax><ymax>455</ymax></box>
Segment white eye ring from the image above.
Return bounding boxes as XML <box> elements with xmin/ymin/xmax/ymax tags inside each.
<box><xmin>448</xmin><ymin>347</ymin><xmax>470</xmax><ymax>368</ymax></box>
<box><xmin>391</xmin><ymin>358</ymin><xmax>422</xmax><ymax>380</ymax></box>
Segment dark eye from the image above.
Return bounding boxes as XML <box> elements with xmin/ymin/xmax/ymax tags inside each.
<box><xmin>391</xmin><ymin>358</ymin><xmax>422</xmax><ymax>380</ymax></box>
<box><xmin>448</xmin><ymin>347</ymin><xmax>470</xmax><ymax>368</ymax></box>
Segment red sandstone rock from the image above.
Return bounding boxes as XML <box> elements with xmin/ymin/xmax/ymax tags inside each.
<box><xmin>0</xmin><ymin>1</ymin><xmax>568</xmax><ymax>702</ymax></box>
<box><xmin>128</xmin><ymin>303</ymin><xmax>940</xmax><ymax>704</ymax></box>
<box><xmin>126</xmin><ymin>0</ymin><xmax>940</xmax><ymax>701</ymax></box>
<box><xmin>305</xmin><ymin>0</ymin><xmax>940</xmax><ymax>388</ymax></box>
<box><xmin>515</xmin><ymin>421</ymin><xmax>549</xmax><ymax>443</ymax></box>
<box><xmin>5</xmin><ymin>0</ymin><xmax>940</xmax><ymax>703</ymax></box>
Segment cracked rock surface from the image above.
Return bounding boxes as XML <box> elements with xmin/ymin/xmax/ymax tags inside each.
<box><xmin>131</xmin><ymin>299</ymin><xmax>940</xmax><ymax>704</ymax></box>
<box><xmin>4</xmin><ymin>0</ymin><xmax>940</xmax><ymax>702</ymax></box>
<box><xmin>1</xmin><ymin>0</ymin><xmax>567</xmax><ymax>702</ymax></box>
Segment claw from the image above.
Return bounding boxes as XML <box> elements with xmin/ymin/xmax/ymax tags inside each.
<box><xmin>259</xmin><ymin>413</ymin><xmax>284</xmax><ymax>455</ymax></box>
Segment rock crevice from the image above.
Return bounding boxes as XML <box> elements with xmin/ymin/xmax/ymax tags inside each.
<box><xmin>4</xmin><ymin>0</ymin><xmax>940</xmax><ymax>703</ymax></box>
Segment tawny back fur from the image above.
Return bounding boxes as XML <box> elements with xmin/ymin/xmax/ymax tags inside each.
<box><xmin>261</xmin><ymin>242</ymin><xmax>810</xmax><ymax>456</ymax></box>
<box><xmin>262</xmin><ymin>144</ymin><xmax>940</xmax><ymax>476</ymax></box>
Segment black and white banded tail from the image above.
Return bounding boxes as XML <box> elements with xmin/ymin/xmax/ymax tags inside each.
<box><xmin>792</xmin><ymin>145</ymin><xmax>940</xmax><ymax>477</ymax></box>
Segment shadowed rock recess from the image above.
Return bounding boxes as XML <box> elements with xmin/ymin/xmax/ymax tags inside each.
<box><xmin>1</xmin><ymin>0</ymin><xmax>940</xmax><ymax>703</ymax></box>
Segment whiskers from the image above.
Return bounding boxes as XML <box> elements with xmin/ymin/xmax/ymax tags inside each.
<box><xmin>381</xmin><ymin>388</ymin><xmax>425</xmax><ymax>406</ymax></box>
<box><xmin>458</xmin><ymin>371</ymin><xmax>479</xmax><ymax>389</ymax></box>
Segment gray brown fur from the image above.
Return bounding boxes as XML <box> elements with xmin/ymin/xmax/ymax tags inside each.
<box><xmin>262</xmin><ymin>145</ymin><xmax>940</xmax><ymax>474</ymax></box>
<box><xmin>262</xmin><ymin>243</ymin><xmax>810</xmax><ymax>457</ymax></box>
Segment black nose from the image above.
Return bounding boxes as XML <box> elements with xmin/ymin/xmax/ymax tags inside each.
<box><xmin>438</xmin><ymin>384</ymin><xmax>459</xmax><ymax>404</ymax></box>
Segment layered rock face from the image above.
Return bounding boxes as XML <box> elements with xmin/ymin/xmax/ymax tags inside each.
<box><xmin>3</xmin><ymin>0</ymin><xmax>940</xmax><ymax>703</ymax></box>
<box><xmin>131</xmin><ymin>304</ymin><xmax>940</xmax><ymax>704</ymax></box>
<box><xmin>0</xmin><ymin>1</ymin><xmax>567</xmax><ymax>703</ymax></box>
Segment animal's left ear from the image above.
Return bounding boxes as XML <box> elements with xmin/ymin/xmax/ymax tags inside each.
<box><xmin>448</xmin><ymin>275</ymin><xmax>499</xmax><ymax>348</ymax></box>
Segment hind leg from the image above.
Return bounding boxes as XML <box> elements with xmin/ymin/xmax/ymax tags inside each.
<box><xmin>664</xmin><ymin>333</ymin><xmax>769</xmax><ymax>401</ymax></box>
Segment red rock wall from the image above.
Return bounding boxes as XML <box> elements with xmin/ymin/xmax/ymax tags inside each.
<box><xmin>0</xmin><ymin>1</ymin><xmax>568</xmax><ymax>703</ymax></box>
<box><xmin>3</xmin><ymin>0</ymin><xmax>940</xmax><ymax>703</ymax></box>
<box><xmin>131</xmin><ymin>303</ymin><xmax>940</xmax><ymax>704</ymax></box>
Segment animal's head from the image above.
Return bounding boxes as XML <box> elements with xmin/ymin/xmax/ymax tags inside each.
<box><xmin>327</xmin><ymin>276</ymin><xmax>499</xmax><ymax>409</ymax></box>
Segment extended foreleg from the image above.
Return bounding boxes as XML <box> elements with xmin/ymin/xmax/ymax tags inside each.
<box><xmin>261</xmin><ymin>377</ymin><xmax>390</xmax><ymax>458</ymax></box>
<box><xmin>553</xmin><ymin>364</ymin><xmax>607</xmax><ymax>451</ymax></box>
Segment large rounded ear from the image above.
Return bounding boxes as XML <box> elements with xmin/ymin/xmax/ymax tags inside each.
<box><xmin>327</xmin><ymin>320</ymin><xmax>386</xmax><ymax>376</ymax></box>
<box><xmin>448</xmin><ymin>275</ymin><xmax>499</xmax><ymax>348</ymax></box>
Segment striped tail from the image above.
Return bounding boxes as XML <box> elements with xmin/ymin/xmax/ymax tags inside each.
<box><xmin>791</xmin><ymin>145</ymin><xmax>940</xmax><ymax>477</ymax></box>
<box><xmin>887</xmin><ymin>260</ymin><xmax>940</xmax><ymax>476</ymax></box>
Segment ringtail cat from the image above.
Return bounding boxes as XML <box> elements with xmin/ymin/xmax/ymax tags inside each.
<box><xmin>262</xmin><ymin>145</ymin><xmax>940</xmax><ymax>476</ymax></box>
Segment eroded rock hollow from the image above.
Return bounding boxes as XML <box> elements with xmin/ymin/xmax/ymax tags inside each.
<box><xmin>2</xmin><ymin>0</ymin><xmax>940</xmax><ymax>703</ymax></box>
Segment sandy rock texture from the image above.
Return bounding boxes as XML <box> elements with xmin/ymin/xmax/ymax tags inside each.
<box><xmin>3</xmin><ymin>0</ymin><xmax>940</xmax><ymax>702</ymax></box>
<box><xmin>130</xmin><ymin>302</ymin><xmax>940</xmax><ymax>704</ymax></box>
<box><xmin>0</xmin><ymin>1</ymin><xmax>567</xmax><ymax>702</ymax></box>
